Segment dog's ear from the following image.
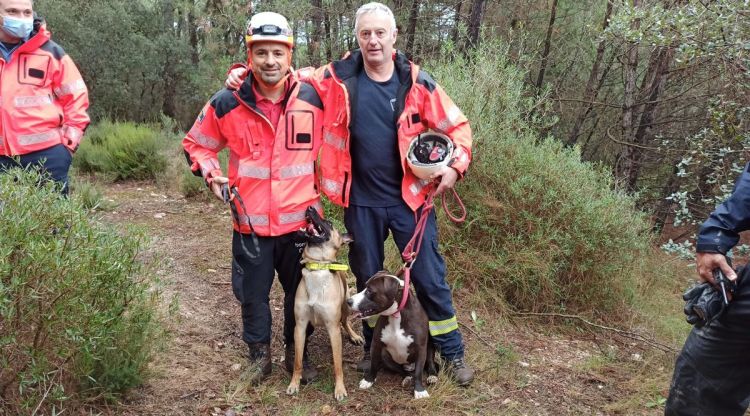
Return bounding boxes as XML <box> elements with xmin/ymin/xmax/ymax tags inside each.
<box><xmin>341</xmin><ymin>233</ymin><xmax>353</xmax><ymax>244</ymax></box>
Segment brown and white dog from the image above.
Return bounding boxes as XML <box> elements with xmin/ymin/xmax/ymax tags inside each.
<box><xmin>286</xmin><ymin>207</ymin><xmax>364</xmax><ymax>401</ymax></box>
<box><xmin>347</xmin><ymin>271</ymin><xmax>438</xmax><ymax>399</ymax></box>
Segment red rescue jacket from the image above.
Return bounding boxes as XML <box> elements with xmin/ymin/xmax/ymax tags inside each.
<box><xmin>182</xmin><ymin>73</ymin><xmax>324</xmax><ymax>236</ymax></box>
<box><xmin>0</xmin><ymin>19</ymin><xmax>90</xmax><ymax>156</ymax></box>
<box><xmin>308</xmin><ymin>50</ymin><xmax>472</xmax><ymax>211</ymax></box>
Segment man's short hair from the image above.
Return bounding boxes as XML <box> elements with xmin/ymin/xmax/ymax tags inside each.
<box><xmin>354</xmin><ymin>2</ymin><xmax>397</xmax><ymax>34</ymax></box>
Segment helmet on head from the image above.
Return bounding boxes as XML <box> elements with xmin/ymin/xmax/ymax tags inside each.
<box><xmin>246</xmin><ymin>12</ymin><xmax>294</xmax><ymax>49</ymax></box>
<box><xmin>406</xmin><ymin>132</ymin><xmax>454</xmax><ymax>180</ymax></box>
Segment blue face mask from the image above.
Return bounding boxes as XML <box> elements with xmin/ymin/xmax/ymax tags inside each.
<box><xmin>2</xmin><ymin>16</ymin><xmax>33</xmax><ymax>40</ymax></box>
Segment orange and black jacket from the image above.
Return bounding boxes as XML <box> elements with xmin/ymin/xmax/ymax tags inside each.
<box><xmin>308</xmin><ymin>50</ymin><xmax>472</xmax><ymax>211</ymax></box>
<box><xmin>182</xmin><ymin>73</ymin><xmax>325</xmax><ymax>236</ymax></box>
<box><xmin>0</xmin><ymin>18</ymin><xmax>90</xmax><ymax>156</ymax></box>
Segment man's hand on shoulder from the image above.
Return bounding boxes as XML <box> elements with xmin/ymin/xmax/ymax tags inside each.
<box><xmin>696</xmin><ymin>252</ymin><xmax>737</xmax><ymax>285</ymax></box>
<box><xmin>225</xmin><ymin>67</ymin><xmax>246</xmax><ymax>90</ymax></box>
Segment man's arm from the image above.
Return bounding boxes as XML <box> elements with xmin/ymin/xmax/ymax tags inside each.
<box><xmin>694</xmin><ymin>164</ymin><xmax>750</xmax><ymax>283</ymax></box>
<box><xmin>54</xmin><ymin>55</ymin><xmax>90</xmax><ymax>153</ymax></box>
<box><xmin>418</xmin><ymin>72</ymin><xmax>472</xmax><ymax>195</ymax></box>
<box><xmin>182</xmin><ymin>100</ymin><xmax>228</xmax><ymax>201</ymax></box>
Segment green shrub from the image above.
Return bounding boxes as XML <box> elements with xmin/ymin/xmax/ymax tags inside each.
<box><xmin>0</xmin><ymin>169</ymin><xmax>167</xmax><ymax>413</ymax></box>
<box><xmin>428</xmin><ymin>41</ymin><xmax>652</xmax><ymax>315</ymax></box>
<box><xmin>74</xmin><ymin>121</ymin><xmax>167</xmax><ymax>181</ymax></box>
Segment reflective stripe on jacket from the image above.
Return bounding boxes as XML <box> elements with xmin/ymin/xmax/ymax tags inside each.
<box><xmin>182</xmin><ymin>73</ymin><xmax>325</xmax><ymax>236</ymax></box>
<box><xmin>309</xmin><ymin>50</ymin><xmax>472</xmax><ymax>211</ymax></box>
<box><xmin>0</xmin><ymin>18</ymin><xmax>90</xmax><ymax>156</ymax></box>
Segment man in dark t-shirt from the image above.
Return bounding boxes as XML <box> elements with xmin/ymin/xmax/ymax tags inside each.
<box><xmin>349</xmin><ymin>69</ymin><xmax>403</xmax><ymax>206</ymax></box>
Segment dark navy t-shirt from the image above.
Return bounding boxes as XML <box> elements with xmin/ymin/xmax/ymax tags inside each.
<box><xmin>349</xmin><ymin>70</ymin><xmax>403</xmax><ymax>207</ymax></box>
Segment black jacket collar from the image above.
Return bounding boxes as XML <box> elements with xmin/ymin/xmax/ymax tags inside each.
<box><xmin>331</xmin><ymin>49</ymin><xmax>413</xmax><ymax>85</ymax></box>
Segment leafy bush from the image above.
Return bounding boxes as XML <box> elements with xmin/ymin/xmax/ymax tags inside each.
<box><xmin>74</xmin><ymin>121</ymin><xmax>167</xmax><ymax>181</ymax></box>
<box><xmin>428</xmin><ymin>42</ymin><xmax>653</xmax><ymax>315</ymax></box>
<box><xmin>0</xmin><ymin>169</ymin><xmax>167</xmax><ymax>413</ymax></box>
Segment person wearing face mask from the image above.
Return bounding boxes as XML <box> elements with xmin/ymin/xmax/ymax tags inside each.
<box><xmin>0</xmin><ymin>0</ymin><xmax>90</xmax><ymax>195</ymax></box>
<box><xmin>182</xmin><ymin>12</ymin><xmax>325</xmax><ymax>386</ymax></box>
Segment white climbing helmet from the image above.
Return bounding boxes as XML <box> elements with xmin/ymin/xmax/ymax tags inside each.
<box><xmin>406</xmin><ymin>132</ymin><xmax>454</xmax><ymax>180</ymax></box>
<box><xmin>246</xmin><ymin>12</ymin><xmax>294</xmax><ymax>48</ymax></box>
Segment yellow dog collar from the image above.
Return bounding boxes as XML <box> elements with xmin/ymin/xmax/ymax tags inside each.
<box><xmin>305</xmin><ymin>262</ymin><xmax>350</xmax><ymax>271</ymax></box>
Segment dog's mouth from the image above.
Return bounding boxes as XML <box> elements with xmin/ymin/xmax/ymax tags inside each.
<box><xmin>301</xmin><ymin>206</ymin><xmax>331</xmax><ymax>244</ymax></box>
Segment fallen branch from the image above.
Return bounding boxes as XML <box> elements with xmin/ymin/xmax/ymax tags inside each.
<box><xmin>458</xmin><ymin>321</ymin><xmax>496</xmax><ymax>351</ymax></box>
<box><xmin>179</xmin><ymin>387</ymin><xmax>207</xmax><ymax>400</ymax></box>
<box><xmin>511</xmin><ymin>311</ymin><xmax>678</xmax><ymax>353</ymax></box>
<box><xmin>209</xmin><ymin>281</ymin><xmax>231</xmax><ymax>285</ymax></box>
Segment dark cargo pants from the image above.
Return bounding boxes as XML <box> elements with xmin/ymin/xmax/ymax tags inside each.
<box><xmin>0</xmin><ymin>144</ymin><xmax>73</xmax><ymax>195</ymax></box>
<box><xmin>666</xmin><ymin>265</ymin><xmax>750</xmax><ymax>415</ymax></box>
<box><xmin>344</xmin><ymin>202</ymin><xmax>465</xmax><ymax>360</ymax></box>
<box><xmin>231</xmin><ymin>231</ymin><xmax>311</xmax><ymax>347</ymax></box>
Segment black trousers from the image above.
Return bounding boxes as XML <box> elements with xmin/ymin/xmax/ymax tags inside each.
<box><xmin>666</xmin><ymin>265</ymin><xmax>750</xmax><ymax>415</ymax></box>
<box><xmin>231</xmin><ymin>231</ymin><xmax>311</xmax><ymax>346</ymax></box>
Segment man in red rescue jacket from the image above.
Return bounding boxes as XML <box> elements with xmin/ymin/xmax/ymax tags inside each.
<box><xmin>226</xmin><ymin>2</ymin><xmax>474</xmax><ymax>386</ymax></box>
<box><xmin>182</xmin><ymin>12</ymin><xmax>323</xmax><ymax>385</ymax></box>
<box><xmin>0</xmin><ymin>0</ymin><xmax>90</xmax><ymax>195</ymax></box>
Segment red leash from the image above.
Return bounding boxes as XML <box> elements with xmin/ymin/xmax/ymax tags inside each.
<box><xmin>393</xmin><ymin>185</ymin><xmax>466</xmax><ymax>316</ymax></box>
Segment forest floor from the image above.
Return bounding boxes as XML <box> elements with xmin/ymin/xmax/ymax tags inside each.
<box><xmin>97</xmin><ymin>181</ymin><xmax>680</xmax><ymax>416</ymax></box>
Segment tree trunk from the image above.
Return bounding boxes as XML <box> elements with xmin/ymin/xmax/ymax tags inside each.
<box><xmin>324</xmin><ymin>6</ymin><xmax>333</xmax><ymax>62</ymax></box>
<box><xmin>534</xmin><ymin>0</ymin><xmax>559</xmax><ymax>91</ymax></box>
<box><xmin>615</xmin><ymin>0</ymin><xmax>640</xmax><ymax>192</ymax></box>
<box><xmin>405</xmin><ymin>0</ymin><xmax>421</xmax><ymax>57</ymax></box>
<box><xmin>188</xmin><ymin>6</ymin><xmax>199</xmax><ymax>65</ymax></box>
<box><xmin>161</xmin><ymin>0</ymin><xmax>177</xmax><ymax>120</ymax></box>
<box><xmin>452</xmin><ymin>0</ymin><xmax>463</xmax><ymax>45</ymax></box>
<box><xmin>309</xmin><ymin>0</ymin><xmax>324</xmax><ymax>67</ymax></box>
<box><xmin>465</xmin><ymin>0</ymin><xmax>486</xmax><ymax>50</ymax></box>
<box><xmin>566</xmin><ymin>0</ymin><xmax>614</xmax><ymax>146</ymax></box>
<box><xmin>626</xmin><ymin>46</ymin><xmax>674</xmax><ymax>188</ymax></box>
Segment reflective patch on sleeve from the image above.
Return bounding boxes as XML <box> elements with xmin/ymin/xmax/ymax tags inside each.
<box><xmin>188</xmin><ymin>126</ymin><xmax>221</xmax><ymax>150</ymax></box>
<box><xmin>53</xmin><ymin>79</ymin><xmax>86</xmax><ymax>97</ymax></box>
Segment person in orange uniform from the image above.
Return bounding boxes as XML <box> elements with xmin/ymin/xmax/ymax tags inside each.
<box><xmin>0</xmin><ymin>0</ymin><xmax>90</xmax><ymax>194</ymax></box>
<box><xmin>226</xmin><ymin>2</ymin><xmax>475</xmax><ymax>386</ymax></box>
<box><xmin>182</xmin><ymin>12</ymin><xmax>323</xmax><ymax>385</ymax></box>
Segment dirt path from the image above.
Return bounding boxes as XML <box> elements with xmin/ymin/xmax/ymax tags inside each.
<box><xmin>100</xmin><ymin>182</ymin><xmax>674</xmax><ymax>416</ymax></box>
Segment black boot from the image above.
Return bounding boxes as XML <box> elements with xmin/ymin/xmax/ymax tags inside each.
<box><xmin>447</xmin><ymin>356</ymin><xmax>474</xmax><ymax>387</ymax></box>
<box><xmin>247</xmin><ymin>343</ymin><xmax>272</xmax><ymax>385</ymax></box>
<box><xmin>284</xmin><ymin>344</ymin><xmax>319</xmax><ymax>384</ymax></box>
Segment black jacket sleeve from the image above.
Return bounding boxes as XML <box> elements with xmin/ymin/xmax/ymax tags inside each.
<box><xmin>696</xmin><ymin>163</ymin><xmax>750</xmax><ymax>254</ymax></box>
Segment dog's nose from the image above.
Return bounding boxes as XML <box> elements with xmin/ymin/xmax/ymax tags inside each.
<box><xmin>346</xmin><ymin>298</ymin><xmax>353</xmax><ymax>307</ymax></box>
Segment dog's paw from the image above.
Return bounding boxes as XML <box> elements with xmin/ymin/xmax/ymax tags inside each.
<box><xmin>334</xmin><ymin>385</ymin><xmax>348</xmax><ymax>401</ymax></box>
<box><xmin>414</xmin><ymin>389</ymin><xmax>430</xmax><ymax>399</ymax></box>
<box><xmin>426</xmin><ymin>375</ymin><xmax>438</xmax><ymax>385</ymax></box>
<box><xmin>401</xmin><ymin>376</ymin><xmax>413</xmax><ymax>387</ymax></box>
<box><xmin>359</xmin><ymin>378</ymin><xmax>374</xmax><ymax>389</ymax></box>
<box><xmin>349</xmin><ymin>333</ymin><xmax>365</xmax><ymax>346</ymax></box>
<box><xmin>286</xmin><ymin>383</ymin><xmax>300</xmax><ymax>395</ymax></box>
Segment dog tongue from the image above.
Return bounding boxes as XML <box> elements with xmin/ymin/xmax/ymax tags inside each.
<box><xmin>306</xmin><ymin>223</ymin><xmax>317</xmax><ymax>235</ymax></box>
